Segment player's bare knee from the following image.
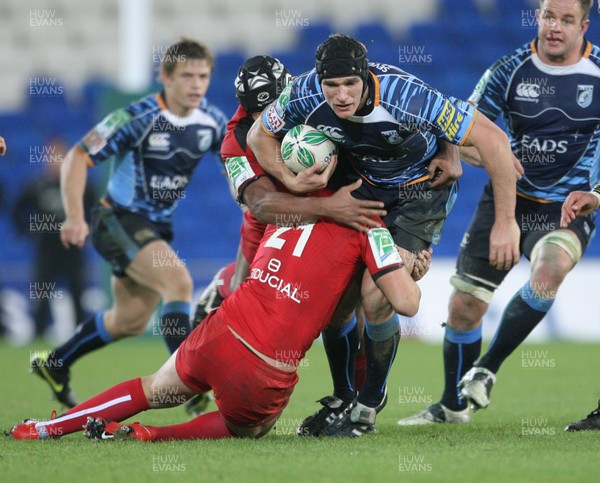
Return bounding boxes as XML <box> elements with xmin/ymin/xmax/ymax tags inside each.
<box><xmin>530</xmin><ymin>260</ymin><xmax>570</xmax><ymax>294</ymax></box>
<box><xmin>361</xmin><ymin>274</ymin><xmax>392</xmax><ymax>323</ymax></box>
<box><xmin>447</xmin><ymin>287</ymin><xmax>488</xmax><ymax>331</ymax></box>
<box><xmin>530</xmin><ymin>231</ymin><xmax>580</xmax><ymax>290</ymax></box>
<box><xmin>111</xmin><ymin>316</ymin><xmax>149</xmax><ymax>337</ymax></box>
<box><xmin>164</xmin><ymin>268</ymin><xmax>193</xmax><ymax>300</ymax></box>
<box><xmin>362</xmin><ymin>294</ymin><xmax>393</xmax><ymax>324</ymax></box>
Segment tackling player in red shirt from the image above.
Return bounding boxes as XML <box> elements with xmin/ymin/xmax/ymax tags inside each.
<box><xmin>10</xmin><ymin>215</ymin><xmax>420</xmax><ymax>441</ymax></box>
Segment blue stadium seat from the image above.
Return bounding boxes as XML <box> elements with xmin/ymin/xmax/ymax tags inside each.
<box><xmin>353</xmin><ymin>21</ymin><xmax>397</xmax><ymax>49</ymax></box>
<box><xmin>297</xmin><ymin>21</ymin><xmax>336</xmax><ymax>48</ymax></box>
<box><xmin>409</xmin><ymin>22</ymin><xmax>444</xmax><ymax>45</ymax></box>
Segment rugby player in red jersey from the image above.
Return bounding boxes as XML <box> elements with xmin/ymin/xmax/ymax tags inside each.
<box><xmin>10</xmin><ymin>214</ymin><xmax>421</xmax><ymax>441</ymax></box>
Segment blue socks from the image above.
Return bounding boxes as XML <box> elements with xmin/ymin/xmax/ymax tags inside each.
<box><xmin>478</xmin><ymin>282</ymin><xmax>554</xmax><ymax>373</ymax></box>
<box><xmin>440</xmin><ymin>325</ymin><xmax>482</xmax><ymax>411</ymax></box>
<box><xmin>49</xmin><ymin>312</ymin><xmax>114</xmax><ymax>371</ymax></box>
<box><xmin>322</xmin><ymin>315</ymin><xmax>359</xmax><ymax>403</ymax></box>
<box><xmin>159</xmin><ymin>301</ymin><xmax>191</xmax><ymax>354</ymax></box>
<box><xmin>357</xmin><ymin>314</ymin><xmax>401</xmax><ymax>408</ymax></box>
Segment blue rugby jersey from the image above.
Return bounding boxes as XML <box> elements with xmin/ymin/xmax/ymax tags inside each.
<box><xmin>80</xmin><ymin>92</ymin><xmax>228</xmax><ymax>223</ymax></box>
<box><xmin>261</xmin><ymin>63</ymin><xmax>477</xmax><ymax>189</ymax></box>
<box><xmin>469</xmin><ymin>39</ymin><xmax>600</xmax><ymax>202</ymax></box>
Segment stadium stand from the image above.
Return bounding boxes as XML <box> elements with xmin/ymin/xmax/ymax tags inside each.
<box><xmin>2</xmin><ymin>0</ymin><xmax>600</xmax><ymax>342</ymax></box>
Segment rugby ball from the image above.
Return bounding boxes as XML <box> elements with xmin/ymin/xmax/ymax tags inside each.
<box><xmin>280</xmin><ymin>124</ymin><xmax>336</xmax><ymax>174</ymax></box>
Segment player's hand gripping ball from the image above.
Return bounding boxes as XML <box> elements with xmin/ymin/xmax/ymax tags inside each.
<box><xmin>280</xmin><ymin>124</ymin><xmax>336</xmax><ymax>174</ymax></box>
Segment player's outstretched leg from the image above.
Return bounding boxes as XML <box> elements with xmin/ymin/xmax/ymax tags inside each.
<box><xmin>464</xmin><ymin>280</ymin><xmax>556</xmax><ymax>410</ymax></box>
<box><xmin>30</xmin><ymin>273</ymin><xmax>160</xmax><ymax>408</ymax></box>
<box><xmin>83</xmin><ymin>410</ymin><xmax>234</xmax><ymax>441</ymax></box>
<box><xmin>398</xmin><ymin>287</ymin><xmax>487</xmax><ymax>425</ymax></box>
<box><xmin>10</xmin><ymin>378</ymin><xmax>151</xmax><ymax>439</ymax></box>
<box><xmin>11</xmin><ymin>351</ymin><xmax>198</xmax><ymax>440</ymax></box>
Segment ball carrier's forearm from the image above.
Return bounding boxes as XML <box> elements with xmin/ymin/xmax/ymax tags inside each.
<box><xmin>462</xmin><ymin>112</ymin><xmax>520</xmax><ymax>269</ymax></box>
<box><xmin>61</xmin><ymin>146</ymin><xmax>88</xmax><ymax>220</ymax></box>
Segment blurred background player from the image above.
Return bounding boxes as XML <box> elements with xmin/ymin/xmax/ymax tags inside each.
<box><xmin>561</xmin><ymin>180</ymin><xmax>600</xmax><ymax>431</ymax></box>
<box><xmin>11</xmin><ymin>137</ymin><xmax>95</xmax><ymax>340</ymax></box>
<box><xmin>399</xmin><ymin>0</ymin><xmax>600</xmax><ymax>425</ymax></box>
<box><xmin>30</xmin><ymin>38</ymin><xmax>228</xmax><ymax>408</ymax></box>
<box><xmin>0</xmin><ymin>135</ymin><xmax>6</xmax><ymax>156</ymax></box>
<box><xmin>10</xmin><ymin>215</ymin><xmax>420</xmax><ymax>441</ymax></box>
<box><xmin>248</xmin><ymin>33</ymin><xmax>521</xmax><ymax>436</ymax></box>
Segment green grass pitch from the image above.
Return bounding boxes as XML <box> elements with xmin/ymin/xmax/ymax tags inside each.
<box><xmin>0</xmin><ymin>338</ymin><xmax>598</xmax><ymax>482</ymax></box>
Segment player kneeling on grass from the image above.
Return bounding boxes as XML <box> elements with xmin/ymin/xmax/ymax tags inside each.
<box><xmin>9</xmin><ymin>213</ymin><xmax>424</xmax><ymax>441</ymax></box>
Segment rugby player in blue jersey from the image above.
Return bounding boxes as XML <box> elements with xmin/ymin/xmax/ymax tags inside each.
<box><xmin>399</xmin><ymin>0</ymin><xmax>600</xmax><ymax>425</ymax></box>
<box><xmin>30</xmin><ymin>38</ymin><xmax>229</xmax><ymax>408</ymax></box>
<box><xmin>248</xmin><ymin>33</ymin><xmax>522</xmax><ymax>436</ymax></box>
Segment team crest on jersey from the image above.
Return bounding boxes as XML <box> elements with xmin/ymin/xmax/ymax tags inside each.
<box><xmin>382</xmin><ymin>130</ymin><xmax>402</xmax><ymax>144</ymax></box>
<box><xmin>196</xmin><ymin>129</ymin><xmax>213</xmax><ymax>152</ymax></box>
<box><xmin>576</xmin><ymin>85</ymin><xmax>593</xmax><ymax>108</ymax></box>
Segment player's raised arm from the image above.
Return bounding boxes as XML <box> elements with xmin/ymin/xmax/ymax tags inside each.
<box><xmin>462</xmin><ymin>111</ymin><xmax>520</xmax><ymax>270</ymax></box>
<box><xmin>60</xmin><ymin>145</ymin><xmax>90</xmax><ymax>248</ymax></box>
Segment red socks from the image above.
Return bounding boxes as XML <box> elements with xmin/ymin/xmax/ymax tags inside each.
<box><xmin>148</xmin><ymin>411</ymin><xmax>233</xmax><ymax>441</ymax></box>
<box><xmin>37</xmin><ymin>378</ymin><xmax>150</xmax><ymax>437</ymax></box>
<box><xmin>35</xmin><ymin>379</ymin><xmax>233</xmax><ymax>441</ymax></box>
